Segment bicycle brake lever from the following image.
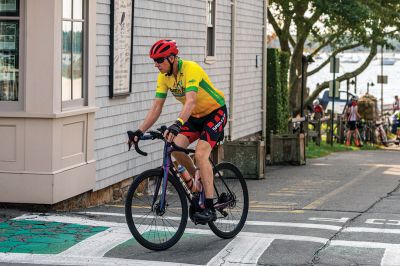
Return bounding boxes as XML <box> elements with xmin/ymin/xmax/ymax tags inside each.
<box><xmin>128</xmin><ymin>141</ymin><xmax>133</xmax><ymax>151</ymax></box>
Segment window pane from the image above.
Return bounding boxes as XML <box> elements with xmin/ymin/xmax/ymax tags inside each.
<box><xmin>207</xmin><ymin>0</ymin><xmax>213</xmax><ymax>26</ymax></box>
<box><xmin>73</xmin><ymin>0</ymin><xmax>83</xmax><ymax>20</ymax></box>
<box><xmin>0</xmin><ymin>21</ymin><xmax>18</xmax><ymax>101</ymax></box>
<box><xmin>63</xmin><ymin>0</ymin><xmax>72</xmax><ymax>19</ymax></box>
<box><xmin>72</xmin><ymin>22</ymin><xmax>82</xmax><ymax>99</ymax></box>
<box><xmin>62</xmin><ymin>21</ymin><xmax>72</xmax><ymax>101</ymax></box>
<box><xmin>207</xmin><ymin>27</ymin><xmax>214</xmax><ymax>56</ymax></box>
<box><xmin>0</xmin><ymin>0</ymin><xmax>18</xmax><ymax>15</ymax></box>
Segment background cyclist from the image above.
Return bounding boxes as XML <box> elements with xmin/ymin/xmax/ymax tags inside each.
<box><xmin>128</xmin><ymin>40</ymin><xmax>227</xmax><ymax>223</ymax></box>
<box><xmin>345</xmin><ymin>96</ymin><xmax>362</xmax><ymax>146</ymax></box>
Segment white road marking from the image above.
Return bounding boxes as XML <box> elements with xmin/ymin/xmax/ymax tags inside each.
<box><xmin>79</xmin><ymin>211</ymin><xmax>400</xmax><ymax>234</ymax></box>
<box><xmin>78</xmin><ymin>211</ymin><xmax>342</xmax><ymax>231</ymax></box>
<box><xmin>343</xmin><ymin>227</ymin><xmax>400</xmax><ymax>234</ymax></box>
<box><xmin>381</xmin><ymin>247</ymin><xmax>400</xmax><ymax>266</ymax></box>
<box><xmin>59</xmin><ymin>227</ymin><xmax>132</xmax><ymax>257</ymax></box>
<box><xmin>18</xmin><ymin>213</ymin><xmax>400</xmax><ymax>235</ymax></box>
<box><xmin>207</xmin><ymin>235</ymin><xmax>273</xmax><ymax>266</ymax></box>
<box><xmin>383</xmin><ymin>170</ymin><xmax>400</xmax><ymax>176</ymax></box>
<box><xmin>9</xmin><ymin>214</ymin><xmax>400</xmax><ymax>266</ymax></box>
<box><xmin>0</xmin><ymin>254</ymin><xmax>200</xmax><ymax>266</ymax></box>
<box><xmin>309</xmin><ymin>217</ymin><xmax>350</xmax><ymax>223</ymax></box>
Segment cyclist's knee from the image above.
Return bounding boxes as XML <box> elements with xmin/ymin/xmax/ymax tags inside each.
<box><xmin>194</xmin><ymin>151</ymin><xmax>208</xmax><ymax>164</ymax></box>
<box><xmin>174</xmin><ymin>134</ymin><xmax>189</xmax><ymax>147</ymax></box>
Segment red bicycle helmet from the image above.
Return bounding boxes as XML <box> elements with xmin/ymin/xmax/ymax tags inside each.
<box><xmin>149</xmin><ymin>39</ymin><xmax>179</xmax><ymax>59</ymax></box>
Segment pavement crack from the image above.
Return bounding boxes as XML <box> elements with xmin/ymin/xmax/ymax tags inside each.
<box><xmin>310</xmin><ymin>180</ymin><xmax>400</xmax><ymax>265</ymax></box>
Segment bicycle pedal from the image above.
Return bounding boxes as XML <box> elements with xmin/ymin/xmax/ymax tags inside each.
<box><xmin>193</xmin><ymin>219</ymin><xmax>207</xmax><ymax>225</ymax></box>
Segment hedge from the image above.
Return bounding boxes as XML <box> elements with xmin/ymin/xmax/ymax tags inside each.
<box><xmin>267</xmin><ymin>48</ymin><xmax>290</xmax><ymax>136</ymax></box>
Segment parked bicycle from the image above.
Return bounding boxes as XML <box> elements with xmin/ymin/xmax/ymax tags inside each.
<box><xmin>125</xmin><ymin>126</ymin><xmax>249</xmax><ymax>251</ymax></box>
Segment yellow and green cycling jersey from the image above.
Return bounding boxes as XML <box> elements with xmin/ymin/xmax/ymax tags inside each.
<box><xmin>155</xmin><ymin>58</ymin><xmax>225</xmax><ymax>118</ymax></box>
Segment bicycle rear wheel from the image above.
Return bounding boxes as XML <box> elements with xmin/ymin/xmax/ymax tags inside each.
<box><xmin>125</xmin><ymin>168</ymin><xmax>188</xmax><ymax>251</ymax></box>
<box><xmin>208</xmin><ymin>162</ymin><xmax>249</xmax><ymax>239</ymax></box>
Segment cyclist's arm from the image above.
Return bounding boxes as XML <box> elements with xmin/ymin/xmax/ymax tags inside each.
<box><xmin>178</xmin><ymin>91</ymin><xmax>197</xmax><ymax>122</ymax></box>
<box><xmin>139</xmin><ymin>98</ymin><xmax>166</xmax><ymax>132</ymax></box>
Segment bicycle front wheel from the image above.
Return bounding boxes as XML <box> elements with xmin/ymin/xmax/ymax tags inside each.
<box><xmin>125</xmin><ymin>168</ymin><xmax>188</xmax><ymax>251</ymax></box>
<box><xmin>208</xmin><ymin>162</ymin><xmax>249</xmax><ymax>239</ymax></box>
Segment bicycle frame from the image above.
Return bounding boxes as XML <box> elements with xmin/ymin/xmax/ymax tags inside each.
<box><xmin>128</xmin><ymin>128</ymin><xmax>236</xmax><ymax>216</ymax></box>
<box><xmin>153</xmin><ymin>141</ymin><xmax>235</xmax><ymax>215</ymax></box>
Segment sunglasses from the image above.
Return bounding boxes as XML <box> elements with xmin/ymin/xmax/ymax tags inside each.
<box><xmin>154</xmin><ymin>57</ymin><xmax>168</xmax><ymax>64</ymax></box>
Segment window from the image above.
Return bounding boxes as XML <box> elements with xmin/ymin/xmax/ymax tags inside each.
<box><xmin>62</xmin><ymin>0</ymin><xmax>85</xmax><ymax>106</ymax></box>
<box><xmin>0</xmin><ymin>0</ymin><xmax>20</xmax><ymax>102</ymax></box>
<box><xmin>206</xmin><ymin>0</ymin><xmax>215</xmax><ymax>57</ymax></box>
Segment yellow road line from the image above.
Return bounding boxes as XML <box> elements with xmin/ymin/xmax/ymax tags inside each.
<box><xmin>303</xmin><ymin>166</ymin><xmax>378</xmax><ymax>210</ymax></box>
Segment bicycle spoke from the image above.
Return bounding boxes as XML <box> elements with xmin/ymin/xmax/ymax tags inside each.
<box><xmin>125</xmin><ymin>169</ymin><xmax>188</xmax><ymax>250</ymax></box>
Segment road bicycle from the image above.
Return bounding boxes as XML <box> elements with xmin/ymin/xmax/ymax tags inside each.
<box><xmin>355</xmin><ymin>120</ymin><xmax>375</xmax><ymax>145</ymax></box>
<box><xmin>125</xmin><ymin>126</ymin><xmax>249</xmax><ymax>251</ymax></box>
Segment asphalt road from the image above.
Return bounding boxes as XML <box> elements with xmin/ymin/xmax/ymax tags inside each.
<box><xmin>1</xmin><ymin>149</ymin><xmax>400</xmax><ymax>265</ymax></box>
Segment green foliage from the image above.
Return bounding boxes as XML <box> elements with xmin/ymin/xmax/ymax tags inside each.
<box><xmin>267</xmin><ymin>48</ymin><xmax>282</xmax><ymax>136</ymax></box>
<box><xmin>279</xmin><ymin>51</ymin><xmax>290</xmax><ymax>133</ymax></box>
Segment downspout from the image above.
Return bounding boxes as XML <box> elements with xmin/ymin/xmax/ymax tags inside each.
<box><xmin>262</xmin><ymin>0</ymin><xmax>268</xmax><ymax>141</ymax></box>
<box><xmin>228</xmin><ymin>0</ymin><xmax>236</xmax><ymax>141</ymax></box>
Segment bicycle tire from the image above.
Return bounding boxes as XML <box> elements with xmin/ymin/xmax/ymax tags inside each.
<box><xmin>125</xmin><ymin>168</ymin><xmax>188</xmax><ymax>251</ymax></box>
<box><xmin>208</xmin><ymin>162</ymin><xmax>249</xmax><ymax>239</ymax></box>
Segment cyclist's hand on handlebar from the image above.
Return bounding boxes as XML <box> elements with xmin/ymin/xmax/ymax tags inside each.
<box><xmin>164</xmin><ymin>121</ymin><xmax>182</xmax><ymax>142</ymax></box>
<box><xmin>127</xmin><ymin>129</ymin><xmax>144</xmax><ymax>147</ymax></box>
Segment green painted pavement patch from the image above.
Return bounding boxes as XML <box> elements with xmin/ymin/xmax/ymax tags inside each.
<box><xmin>119</xmin><ymin>231</ymin><xmax>200</xmax><ymax>248</ymax></box>
<box><xmin>105</xmin><ymin>231</ymin><xmax>203</xmax><ymax>255</ymax></box>
<box><xmin>0</xmin><ymin>219</ymin><xmax>108</xmax><ymax>254</ymax></box>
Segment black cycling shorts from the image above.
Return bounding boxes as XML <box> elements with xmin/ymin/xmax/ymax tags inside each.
<box><xmin>347</xmin><ymin>121</ymin><xmax>357</xmax><ymax>131</ymax></box>
<box><xmin>180</xmin><ymin>105</ymin><xmax>227</xmax><ymax>148</ymax></box>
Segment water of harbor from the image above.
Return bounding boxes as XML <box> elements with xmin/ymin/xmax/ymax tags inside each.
<box><xmin>307</xmin><ymin>53</ymin><xmax>400</xmax><ymax>105</ymax></box>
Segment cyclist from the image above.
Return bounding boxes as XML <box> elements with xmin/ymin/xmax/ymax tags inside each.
<box><xmin>312</xmin><ymin>99</ymin><xmax>324</xmax><ymax>120</ymax></box>
<box><xmin>128</xmin><ymin>40</ymin><xmax>227</xmax><ymax>223</ymax></box>
<box><xmin>345</xmin><ymin>95</ymin><xmax>361</xmax><ymax>146</ymax></box>
<box><xmin>393</xmin><ymin>95</ymin><xmax>399</xmax><ymax>114</ymax></box>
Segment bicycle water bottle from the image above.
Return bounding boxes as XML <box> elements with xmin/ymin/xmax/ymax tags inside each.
<box><xmin>177</xmin><ymin>165</ymin><xmax>191</xmax><ymax>183</ymax></box>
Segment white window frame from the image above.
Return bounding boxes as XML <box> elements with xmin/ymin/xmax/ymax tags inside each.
<box><xmin>61</xmin><ymin>0</ymin><xmax>87</xmax><ymax>110</ymax></box>
<box><xmin>0</xmin><ymin>0</ymin><xmax>24</xmax><ymax>111</ymax></box>
<box><xmin>205</xmin><ymin>0</ymin><xmax>216</xmax><ymax>64</ymax></box>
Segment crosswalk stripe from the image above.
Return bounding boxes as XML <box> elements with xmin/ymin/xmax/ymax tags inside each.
<box><xmin>381</xmin><ymin>247</ymin><xmax>400</xmax><ymax>266</ymax></box>
<box><xmin>207</xmin><ymin>235</ymin><xmax>273</xmax><ymax>266</ymax></box>
<box><xmin>58</xmin><ymin>227</ymin><xmax>132</xmax><ymax>257</ymax></box>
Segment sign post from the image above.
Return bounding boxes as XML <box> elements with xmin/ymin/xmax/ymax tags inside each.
<box><xmin>377</xmin><ymin>75</ymin><xmax>388</xmax><ymax>117</ymax></box>
<box><xmin>329</xmin><ymin>56</ymin><xmax>339</xmax><ymax>146</ymax></box>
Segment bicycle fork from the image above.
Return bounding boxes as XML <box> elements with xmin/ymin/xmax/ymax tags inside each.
<box><xmin>151</xmin><ymin>144</ymin><xmax>172</xmax><ymax>215</ymax></box>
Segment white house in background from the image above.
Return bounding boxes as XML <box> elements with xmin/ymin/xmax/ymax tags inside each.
<box><xmin>0</xmin><ymin>0</ymin><xmax>268</xmax><ymax>204</ymax></box>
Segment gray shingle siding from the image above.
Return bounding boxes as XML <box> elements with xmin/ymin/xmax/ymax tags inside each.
<box><xmin>94</xmin><ymin>0</ymin><xmax>265</xmax><ymax>190</ymax></box>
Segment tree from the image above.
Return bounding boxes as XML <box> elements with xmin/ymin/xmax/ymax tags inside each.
<box><xmin>268</xmin><ymin>0</ymin><xmax>400</xmax><ymax>115</ymax></box>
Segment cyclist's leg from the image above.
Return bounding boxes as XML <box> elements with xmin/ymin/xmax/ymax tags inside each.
<box><xmin>346</xmin><ymin>128</ymin><xmax>352</xmax><ymax>145</ymax></box>
<box><xmin>195</xmin><ymin>140</ymin><xmax>213</xmax><ymax>199</ymax></box>
<box><xmin>196</xmin><ymin>106</ymin><xmax>227</xmax><ymax>199</ymax></box>
<box><xmin>194</xmin><ymin>106</ymin><xmax>227</xmax><ymax>222</ymax></box>
<box><xmin>172</xmin><ymin>134</ymin><xmax>196</xmax><ymax>175</ymax></box>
